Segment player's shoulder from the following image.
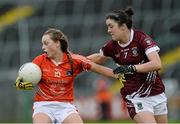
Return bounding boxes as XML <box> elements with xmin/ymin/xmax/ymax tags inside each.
<box><xmin>106</xmin><ymin>40</ymin><xmax>116</xmax><ymax>45</ymax></box>
<box><xmin>34</xmin><ymin>53</ymin><xmax>47</xmax><ymax>59</ymax></box>
<box><xmin>134</xmin><ymin>29</ymin><xmax>147</xmax><ymax>38</ymax></box>
<box><xmin>71</xmin><ymin>53</ymin><xmax>91</xmax><ymax>64</ymax></box>
<box><xmin>71</xmin><ymin>53</ymin><xmax>86</xmax><ymax>60</ymax></box>
<box><xmin>103</xmin><ymin>39</ymin><xmax>117</xmax><ymax>49</ymax></box>
<box><xmin>133</xmin><ymin>29</ymin><xmax>152</xmax><ymax>42</ymax></box>
<box><xmin>37</xmin><ymin>53</ymin><xmax>47</xmax><ymax>58</ymax></box>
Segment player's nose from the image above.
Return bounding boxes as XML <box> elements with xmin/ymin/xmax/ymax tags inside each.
<box><xmin>107</xmin><ymin>28</ymin><xmax>111</xmax><ymax>34</ymax></box>
<box><xmin>42</xmin><ymin>44</ymin><xmax>45</xmax><ymax>51</ymax></box>
<box><xmin>42</xmin><ymin>47</ymin><xmax>44</xmax><ymax>51</ymax></box>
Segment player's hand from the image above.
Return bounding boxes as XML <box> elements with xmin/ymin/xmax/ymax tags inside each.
<box><xmin>15</xmin><ymin>77</ymin><xmax>33</xmax><ymax>90</ymax></box>
<box><xmin>113</xmin><ymin>65</ymin><xmax>136</xmax><ymax>74</ymax></box>
<box><xmin>117</xmin><ymin>74</ymin><xmax>126</xmax><ymax>89</ymax></box>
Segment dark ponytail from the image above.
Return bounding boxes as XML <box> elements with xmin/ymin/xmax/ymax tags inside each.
<box><xmin>124</xmin><ymin>7</ymin><xmax>134</xmax><ymax>17</ymax></box>
<box><xmin>124</xmin><ymin>7</ymin><xmax>134</xmax><ymax>29</ymax></box>
<box><xmin>106</xmin><ymin>7</ymin><xmax>134</xmax><ymax>29</ymax></box>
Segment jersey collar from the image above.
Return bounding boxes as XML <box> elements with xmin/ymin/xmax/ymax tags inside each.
<box><xmin>50</xmin><ymin>52</ymin><xmax>69</xmax><ymax>66</ymax></box>
<box><xmin>118</xmin><ymin>29</ymin><xmax>134</xmax><ymax>47</ymax></box>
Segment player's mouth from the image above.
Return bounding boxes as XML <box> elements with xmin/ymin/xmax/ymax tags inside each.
<box><xmin>43</xmin><ymin>51</ymin><xmax>48</xmax><ymax>54</ymax></box>
<box><xmin>111</xmin><ymin>35</ymin><xmax>115</xmax><ymax>39</ymax></box>
<box><xmin>110</xmin><ymin>33</ymin><xmax>114</xmax><ymax>38</ymax></box>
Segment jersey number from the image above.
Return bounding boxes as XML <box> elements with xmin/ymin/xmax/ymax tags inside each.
<box><xmin>124</xmin><ymin>52</ymin><xmax>128</xmax><ymax>59</ymax></box>
<box><xmin>54</xmin><ymin>71</ymin><xmax>61</xmax><ymax>77</ymax></box>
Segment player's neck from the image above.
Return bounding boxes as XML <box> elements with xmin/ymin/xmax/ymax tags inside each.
<box><xmin>52</xmin><ymin>51</ymin><xmax>63</xmax><ymax>63</ymax></box>
<box><xmin>119</xmin><ymin>29</ymin><xmax>131</xmax><ymax>44</ymax></box>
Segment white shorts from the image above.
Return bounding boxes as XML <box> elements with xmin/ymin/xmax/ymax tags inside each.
<box><xmin>32</xmin><ymin>101</ymin><xmax>78</xmax><ymax>124</ymax></box>
<box><xmin>126</xmin><ymin>93</ymin><xmax>168</xmax><ymax>118</ymax></box>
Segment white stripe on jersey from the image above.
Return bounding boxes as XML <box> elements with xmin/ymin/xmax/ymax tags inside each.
<box><xmin>141</xmin><ymin>85</ymin><xmax>153</xmax><ymax>97</ymax></box>
<box><xmin>130</xmin><ymin>71</ymin><xmax>157</xmax><ymax>98</ymax></box>
<box><xmin>131</xmin><ymin>84</ymin><xmax>145</xmax><ymax>97</ymax></box>
<box><xmin>131</xmin><ymin>84</ymin><xmax>153</xmax><ymax>98</ymax></box>
<box><xmin>145</xmin><ymin>46</ymin><xmax>160</xmax><ymax>55</ymax></box>
<box><xmin>146</xmin><ymin>72</ymin><xmax>153</xmax><ymax>83</ymax></box>
<box><xmin>146</xmin><ymin>71</ymin><xmax>157</xmax><ymax>84</ymax></box>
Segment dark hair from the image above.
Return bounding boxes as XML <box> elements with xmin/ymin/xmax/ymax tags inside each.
<box><xmin>44</xmin><ymin>28</ymin><xmax>68</xmax><ymax>52</ymax></box>
<box><xmin>106</xmin><ymin>7</ymin><xmax>134</xmax><ymax>29</ymax></box>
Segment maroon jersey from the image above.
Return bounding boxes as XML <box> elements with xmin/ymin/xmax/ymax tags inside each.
<box><xmin>101</xmin><ymin>29</ymin><xmax>165</xmax><ymax>99</ymax></box>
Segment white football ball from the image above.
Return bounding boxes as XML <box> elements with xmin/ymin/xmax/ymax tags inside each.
<box><xmin>18</xmin><ymin>62</ymin><xmax>42</xmax><ymax>85</ymax></box>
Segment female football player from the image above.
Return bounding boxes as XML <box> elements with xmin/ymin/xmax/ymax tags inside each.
<box><xmin>87</xmin><ymin>7</ymin><xmax>168</xmax><ymax>123</ymax></box>
<box><xmin>15</xmin><ymin>28</ymin><xmax>119</xmax><ymax>124</ymax></box>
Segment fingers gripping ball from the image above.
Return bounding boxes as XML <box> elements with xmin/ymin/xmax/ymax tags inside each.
<box><xmin>15</xmin><ymin>77</ymin><xmax>33</xmax><ymax>90</ymax></box>
<box><xmin>117</xmin><ymin>74</ymin><xmax>126</xmax><ymax>90</ymax></box>
<box><xmin>18</xmin><ymin>62</ymin><xmax>42</xmax><ymax>85</ymax></box>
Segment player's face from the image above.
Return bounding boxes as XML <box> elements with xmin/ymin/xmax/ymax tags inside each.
<box><xmin>41</xmin><ymin>34</ymin><xmax>60</xmax><ymax>58</ymax></box>
<box><xmin>106</xmin><ymin>18</ymin><xmax>124</xmax><ymax>41</ymax></box>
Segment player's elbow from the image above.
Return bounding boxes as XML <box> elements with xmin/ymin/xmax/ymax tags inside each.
<box><xmin>154</xmin><ymin>61</ymin><xmax>162</xmax><ymax>71</ymax></box>
<box><xmin>96</xmin><ymin>57</ymin><xmax>106</xmax><ymax>64</ymax></box>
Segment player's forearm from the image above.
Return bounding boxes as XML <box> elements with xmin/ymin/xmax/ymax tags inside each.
<box><xmin>87</xmin><ymin>53</ymin><xmax>106</xmax><ymax>64</ymax></box>
<box><xmin>135</xmin><ymin>51</ymin><xmax>162</xmax><ymax>73</ymax></box>
<box><xmin>91</xmin><ymin>62</ymin><xmax>117</xmax><ymax>78</ymax></box>
<box><xmin>135</xmin><ymin>61</ymin><xmax>162</xmax><ymax>73</ymax></box>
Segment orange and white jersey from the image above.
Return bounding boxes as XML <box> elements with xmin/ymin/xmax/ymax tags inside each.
<box><xmin>32</xmin><ymin>52</ymin><xmax>92</xmax><ymax>102</ymax></box>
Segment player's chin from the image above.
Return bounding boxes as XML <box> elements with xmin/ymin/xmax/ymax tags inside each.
<box><xmin>47</xmin><ymin>53</ymin><xmax>51</xmax><ymax>58</ymax></box>
<box><xmin>112</xmin><ymin>37</ymin><xmax>117</xmax><ymax>41</ymax></box>
<box><xmin>111</xmin><ymin>35</ymin><xmax>117</xmax><ymax>41</ymax></box>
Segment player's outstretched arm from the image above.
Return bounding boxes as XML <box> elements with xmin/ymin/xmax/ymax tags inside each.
<box><xmin>90</xmin><ymin>62</ymin><xmax>126</xmax><ymax>88</ymax></box>
<box><xmin>90</xmin><ymin>62</ymin><xmax>117</xmax><ymax>79</ymax></box>
<box><xmin>87</xmin><ymin>53</ymin><xmax>108</xmax><ymax>64</ymax></box>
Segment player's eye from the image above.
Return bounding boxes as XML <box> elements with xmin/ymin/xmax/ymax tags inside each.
<box><xmin>108</xmin><ymin>25</ymin><xmax>113</xmax><ymax>29</ymax></box>
<box><xmin>43</xmin><ymin>41</ymin><xmax>48</xmax><ymax>46</ymax></box>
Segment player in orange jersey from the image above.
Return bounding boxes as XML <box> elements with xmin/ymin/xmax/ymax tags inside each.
<box><xmin>15</xmin><ymin>28</ymin><xmax>120</xmax><ymax>124</ymax></box>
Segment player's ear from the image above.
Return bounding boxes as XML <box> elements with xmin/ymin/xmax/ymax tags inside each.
<box><xmin>56</xmin><ymin>40</ymin><xmax>61</xmax><ymax>48</ymax></box>
<box><xmin>121</xmin><ymin>24</ymin><xmax>127</xmax><ymax>31</ymax></box>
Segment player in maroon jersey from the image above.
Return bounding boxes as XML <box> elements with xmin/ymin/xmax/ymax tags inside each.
<box><xmin>87</xmin><ymin>7</ymin><xmax>168</xmax><ymax>123</ymax></box>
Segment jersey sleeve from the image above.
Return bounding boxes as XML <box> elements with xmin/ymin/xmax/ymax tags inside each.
<box><xmin>32</xmin><ymin>54</ymin><xmax>45</xmax><ymax>67</ymax></box>
<box><xmin>100</xmin><ymin>41</ymin><xmax>114</xmax><ymax>57</ymax></box>
<box><xmin>73</xmin><ymin>54</ymin><xmax>92</xmax><ymax>72</ymax></box>
<box><xmin>140</xmin><ymin>34</ymin><xmax>160</xmax><ymax>55</ymax></box>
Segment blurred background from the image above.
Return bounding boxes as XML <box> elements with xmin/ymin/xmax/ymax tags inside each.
<box><xmin>0</xmin><ymin>0</ymin><xmax>180</xmax><ymax>123</ymax></box>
